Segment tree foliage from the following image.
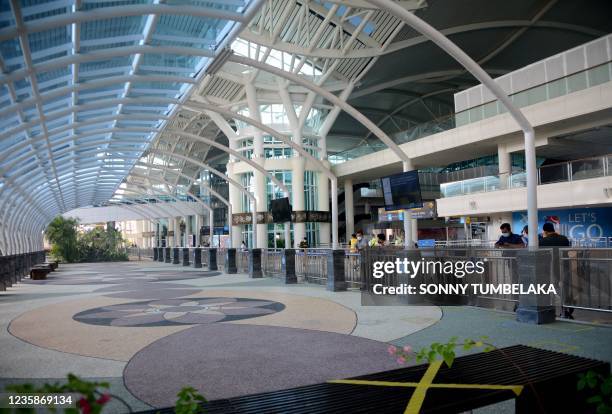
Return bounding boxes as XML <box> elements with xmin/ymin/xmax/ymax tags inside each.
<box><xmin>45</xmin><ymin>216</ymin><xmax>128</xmax><ymax>263</ymax></box>
<box><xmin>45</xmin><ymin>216</ymin><xmax>80</xmax><ymax>263</ymax></box>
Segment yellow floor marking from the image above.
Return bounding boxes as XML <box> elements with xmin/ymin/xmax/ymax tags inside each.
<box><xmin>329</xmin><ymin>359</ymin><xmax>523</xmax><ymax>414</ymax></box>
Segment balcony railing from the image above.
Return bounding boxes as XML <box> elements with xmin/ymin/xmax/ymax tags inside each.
<box><xmin>330</xmin><ymin>61</ymin><xmax>612</xmax><ymax>166</ymax></box>
<box><xmin>440</xmin><ymin>155</ymin><xmax>611</xmax><ymax>198</ymax></box>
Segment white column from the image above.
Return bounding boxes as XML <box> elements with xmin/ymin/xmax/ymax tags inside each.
<box><xmin>194</xmin><ymin>214</ymin><xmax>201</xmax><ymax>247</ymax></box>
<box><xmin>227</xmin><ymin>163</ymin><xmax>243</xmax><ymax>249</ymax></box>
<box><xmin>184</xmin><ymin>215</ymin><xmax>191</xmax><ymax>247</ymax></box>
<box><xmin>318</xmin><ymin>168</ymin><xmax>330</xmax><ymax>246</ymax></box>
<box><xmin>498</xmin><ymin>143</ymin><xmax>511</xmax><ymax>189</ymax></box>
<box><xmin>209</xmin><ymin>209</ymin><xmax>214</xmax><ymax>246</ymax></box>
<box><xmin>246</xmin><ymin>79</ymin><xmax>268</xmax><ymax>249</ymax></box>
<box><xmin>167</xmin><ymin>218</ymin><xmax>174</xmax><ymax>247</ymax></box>
<box><xmin>402</xmin><ymin>160</ymin><xmax>417</xmax><ymax>247</ymax></box>
<box><xmin>292</xmin><ymin>157</ymin><xmax>306</xmax><ymax>247</ymax></box>
<box><xmin>344</xmin><ymin>179</ymin><xmax>354</xmax><ymax>242</ymax></box>
<box><xmin>174</xmin><ymin>217</ymin><xmax>181</xmax><ymax>247</ymax></box>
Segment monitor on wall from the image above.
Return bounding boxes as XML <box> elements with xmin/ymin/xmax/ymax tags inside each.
<box><xmin>270</xmin><ymin>197</ymin><xmax>292</xmax><ymax>222</ymax></box>
<box><xmin>381</xmin><ymin>170</ymin><xmax>423</xmax><ymax>211</ymax></box>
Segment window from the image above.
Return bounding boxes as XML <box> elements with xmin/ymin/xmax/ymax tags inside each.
<box><xmin>304</xmin><ymin>171</ymin><xmax>318</xmax><ymax>211</ymax></box>
<box><xmin>240</xmin><ymin>172</ymin><xmax>254</xmax><ymax>213</ymax></box>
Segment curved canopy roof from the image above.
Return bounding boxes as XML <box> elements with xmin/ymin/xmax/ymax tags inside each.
<box><xmin>0</xmin><ymin>0</ymin><xmax>257</xmax><ymax>224</ymax></box>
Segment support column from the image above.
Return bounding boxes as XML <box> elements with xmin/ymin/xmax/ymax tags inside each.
<box><xmin>225</xmin><ymin>248</ymin><xmax>237</xmax><ymax>274</ymax></box>
<box><xmin>402</xmin><ymin>160</ymin><xmax>418</xmax><ymax>247</ymax></box>
<box><xmin>174</xmin><ymin>217</ymin><xmax>181</xmax><ymax>247</ymax></box>
<box><xmin>292</xmin><ymin>157</ymin><xmax>306</xmax><ymax>248</ymax></box>
<box><xmin>516</xmin><ymin>250</ymin><xmax>556</xmax><ymax>324</ymax></box>
<box><xmin>227</xmin><ymin>164</ymin><xmax>243</xmax><ymax>249</ymax></box>
<box><xmin>209</xmin><ymin>209</ymin><xmax>215</xmax><ymax>247</ymax></box>
<box><xmin>194</xmin><ymin>214</ymin><xmax>202</xmax><ymax>247</ymax></box>
<box><xmin>327</xmin><ymin>249</ymin><xmax>347</xmax><ymax>291</ymax></box>
<box><xmin>248</xmin><ymin>248</ymin><xmax>262</xmax><ymax>278</ymax></box>
<box><xmin>318</xmin><ymin>167</ymin><xmax>331</xmax><ymax>246</ymax></box>
<box><xmin>344</xmin><ymin>179</ymin><xmax>354</xmax><ymax>242</ymax></box>
<box><xmin>166</xmin><ymin>218</ymin><xmax>172</xmax><ymax>247</ymax></box>
<box><xmin>280</xmin><ymin>249</ymin><xmax>296</xmax><ymax>284</ymax></box>
<box><xmin>184</xmin><ymin>215</ymin><xmax>191</xmax><ymax>247</ymax></box>
<box><xmin>245</xmin><ymin>79</ymin><xmax>268</xmax><ymax>250</ymax></box>
<box><xmin>498</xmin><ymin>143</ymin><xmax>511</xmax><ymax>189</ymax></box>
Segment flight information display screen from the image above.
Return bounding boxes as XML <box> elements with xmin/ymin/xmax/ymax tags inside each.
<box><xmin>381</xmin><ymin>170</ymin><xmax>423</xmax><ymax>211</ymax></box>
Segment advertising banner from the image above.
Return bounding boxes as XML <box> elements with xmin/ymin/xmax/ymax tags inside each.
<box><xmin>512</xmin><ymin>207</ymin><xmax>612</xmax><ymax>239</ymax></box>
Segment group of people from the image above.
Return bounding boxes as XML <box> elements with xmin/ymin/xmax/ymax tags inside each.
<box><xmin>348</xmin><ymin>230</ymin><xmax>404</xmax><ymax>252</ymax></box>
<box><xmin>495</xmin><ymin>222</ymin><xmax>570</xmax><ymax>248</ymax></box>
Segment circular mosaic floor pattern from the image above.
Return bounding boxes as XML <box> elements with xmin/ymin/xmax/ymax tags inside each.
<box><xmin>73</xmin><ymin>297</ymin><xmax>285</xmax><ymax>327</ymax></box>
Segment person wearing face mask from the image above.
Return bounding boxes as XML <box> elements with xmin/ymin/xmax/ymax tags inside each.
<box><xmin>356</xmin><ymin>230</ymin><xmax>368</xmax><ymax>251</ymax></box>
<box><xmin>494</xmin><ymin>223</ymin><xmax>525</xmax><ymax>248</ymax></box>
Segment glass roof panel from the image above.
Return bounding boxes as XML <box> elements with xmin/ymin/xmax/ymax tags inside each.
<box><xmin>0</xmin><ymin>0</ymin><xmax>255</xmax><ymax>218</ymax></box>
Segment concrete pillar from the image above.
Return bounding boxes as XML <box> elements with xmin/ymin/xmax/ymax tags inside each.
<box><xmin>184</xmin><ymin>215</ymin><xmax>190</xmax><ymax>247</ymax></box>
<box><xmin>318</xmin><ymin>168</ymin><xmax>331</xmax><ymax>247</ymax></box>
<box><xmin>245</xmin><ymin>80</ymin><xmax>268</xmax><ymax>250</ymax></box>
<box><xmin>516</xmin><ymin>250</ymin><xmax>556</xmax><ymax>324</ymax></box>
<box><xmin>194</xmin><ymin>214</ymin><xmax>202</xmax><ymax>247</ymax></box>
<box><xmin>225</xmin><ymin>248</ymin><xmax>237</xmax><ymax>274</ymax></box>
<box><xmin>173</xmin><ymin>247</ymin><xmax>180</xmax><ymax>264</ymax></box>
<box><xmin>174</xmin><ymin>217</ymin><xmax>181</xmax><ymax>247</ymax></box>
<box><xmin>167</xmin><ymin>218</ymin><xmax>174</xmax><ymax>247</ymax></box>
<box><xmin>193</xmin><ymin>247</ymin><xmax>202</xmax><ymax>268</ymax></box>
<box><xmin>281</xmin><ymin>249</ymin><xmax>297</xmax><ymax>284</ymax></box>
<box><xmin>182</xmin><ymin>247</ymin><xmax>190</xmax><ymax>266</ymax></box>
<box><xmin>227</xmin><ymin>163</ymin><xmax>243</xmax><ymax>249</ymax></box>
<box><xmin>344</xmin><ymin>179</ymin><xmax>354</xmax><ymax>242</ymax></box>
<box><xmin>208</xmin><ymin>209</ymin><xmax>214</xmax><ymax>247</ymax></box>
<box><xmin>292</xmin><ymin>157</ymin><xmax>306</xmax><ymax>248</ymax></box>
<box><xmin>249</xmin><ymin>248</ymin><xmax>262</xmax><ymax>278</ymax></box>
<box><xmin>327</xmin><ymin>250</ymin><xmax>347</xmax><ymax>291</ymax></box>
<box><xmin>498</xmin><ymin>143</ymin><xmax>511</xmax><ymax>189</ymax></box>
<box><xmin>206</xmin><ymin>248</ymin><xmax>218</xmax><ymax>271</ymax></box>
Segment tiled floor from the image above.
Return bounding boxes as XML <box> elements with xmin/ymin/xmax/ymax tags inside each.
<box><xmin>1</xmin><ymin>260</ymin><xmax>610</xmax><ymax>413</ymax></box>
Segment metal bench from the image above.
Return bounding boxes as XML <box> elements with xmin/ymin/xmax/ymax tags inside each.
<box><xmin>139</xmin><ymin>345</ymin><xmax>609</xmax><ymax>414</ymax></box>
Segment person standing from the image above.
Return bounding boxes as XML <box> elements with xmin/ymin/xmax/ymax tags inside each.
<box><xmin>349</xmin><ymin>233</ymin><xmax>358</xmax><ymax>253</ymax></box>
<box><xmin>539</xmin><ymin>223</ymin><xmax>570</xmax><ymax>246</ymax></box>
<box><xmin>356</xmin><ymin>230</ymin><xmax>368</xmax><ymax>251</ymax></box>
<box><xmin>494</xmin><ymin>223</ymin><xmax>525</xmax><ymax>248</ymax></box>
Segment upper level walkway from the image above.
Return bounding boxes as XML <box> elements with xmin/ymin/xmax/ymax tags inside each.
<box><xmin>1</xmin><ymin>250</ymin><xmax>611</xmax><ymax>413</ymax></box>
<box><xmin>331</xmin><ymin>75</ymin><xmax>612</xmax><ymax>182</ymax></box>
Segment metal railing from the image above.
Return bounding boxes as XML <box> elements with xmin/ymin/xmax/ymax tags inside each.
<box><xmin>237</xmin><ymin>249</ymin><xmax>249</xmax><ymax>273</ymax></box>
<box><xmin>295</xmin><ymin>249</ymin><xmax>328</xmax><ymax>285</ymax></box>
<box><xmin>441</xmin><ymin>154</ymin><xmax>611</xmax><ymax>198</ymax></box>
<box><xmin>216</xmin><ymin>248</ymin><xmax>226</xmax><ymax>269</ymax></box>
<box><xmin>560</xmin><ymin>248</ymin><xmax>612</xmax><ymax>313</ymax></box>
<box><xmin>262</xmin><ymin>249</ymin><xmax>283</xmax><ymax>276</ymax></box>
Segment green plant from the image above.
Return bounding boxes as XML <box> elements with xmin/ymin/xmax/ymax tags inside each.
<box><xmin>388</xmin><ymin>336</ymin><xmax>494</xmax><ymax>368</ymax></box>
<box><xmin>175</xmin><ymin>387</ymin><xmax>207</xmax><ymax>414</ymax></box>
<box><xmin>77</xmin><ymin>227</ymin><xmax>128</xmax><ymax>262</ymax></box>
<box><xmin>45</xmin><ymin>216</ymin><xmax>80</xmax><ymax>263</ymax></box>
<box><xmin>578</xmin><ymin>370</ymin><xmax>612</xmax><ymax>414</ymax></box>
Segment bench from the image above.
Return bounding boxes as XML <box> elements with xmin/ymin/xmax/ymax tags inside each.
<box><xmin>139</xmin><ymin>345</ymin><xmax>609</xmax><ymax>414</ymax></box>
<box><xmin>30</xmin><ymin>264</ymin><xmax>53</xmax><ymax>280</ymax></box>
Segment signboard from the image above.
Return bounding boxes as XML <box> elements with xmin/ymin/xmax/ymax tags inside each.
<box><xmin>512</xmin><ymin>207</ymin><xmax>612</xmax><ymax>240</ymax></box>
<box><xmin>378</xmin><ymin>202</ymin><xmax>436</xmax><ymax>223</ymax></box>
<box><xmin>410</xmin><ymin>201</ymin><xmax>437</xmax><ymax>219</ymax></box>
<box><xmin>417</xmin><ymin>239</ymin><xmax>436</xmax><ymax>247</ymax></box>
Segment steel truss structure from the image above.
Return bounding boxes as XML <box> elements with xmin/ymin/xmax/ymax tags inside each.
<box><xmin>1</xmin><ymin>0</ymin><xmax>590</xmax><ymax>253</ymax></box>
